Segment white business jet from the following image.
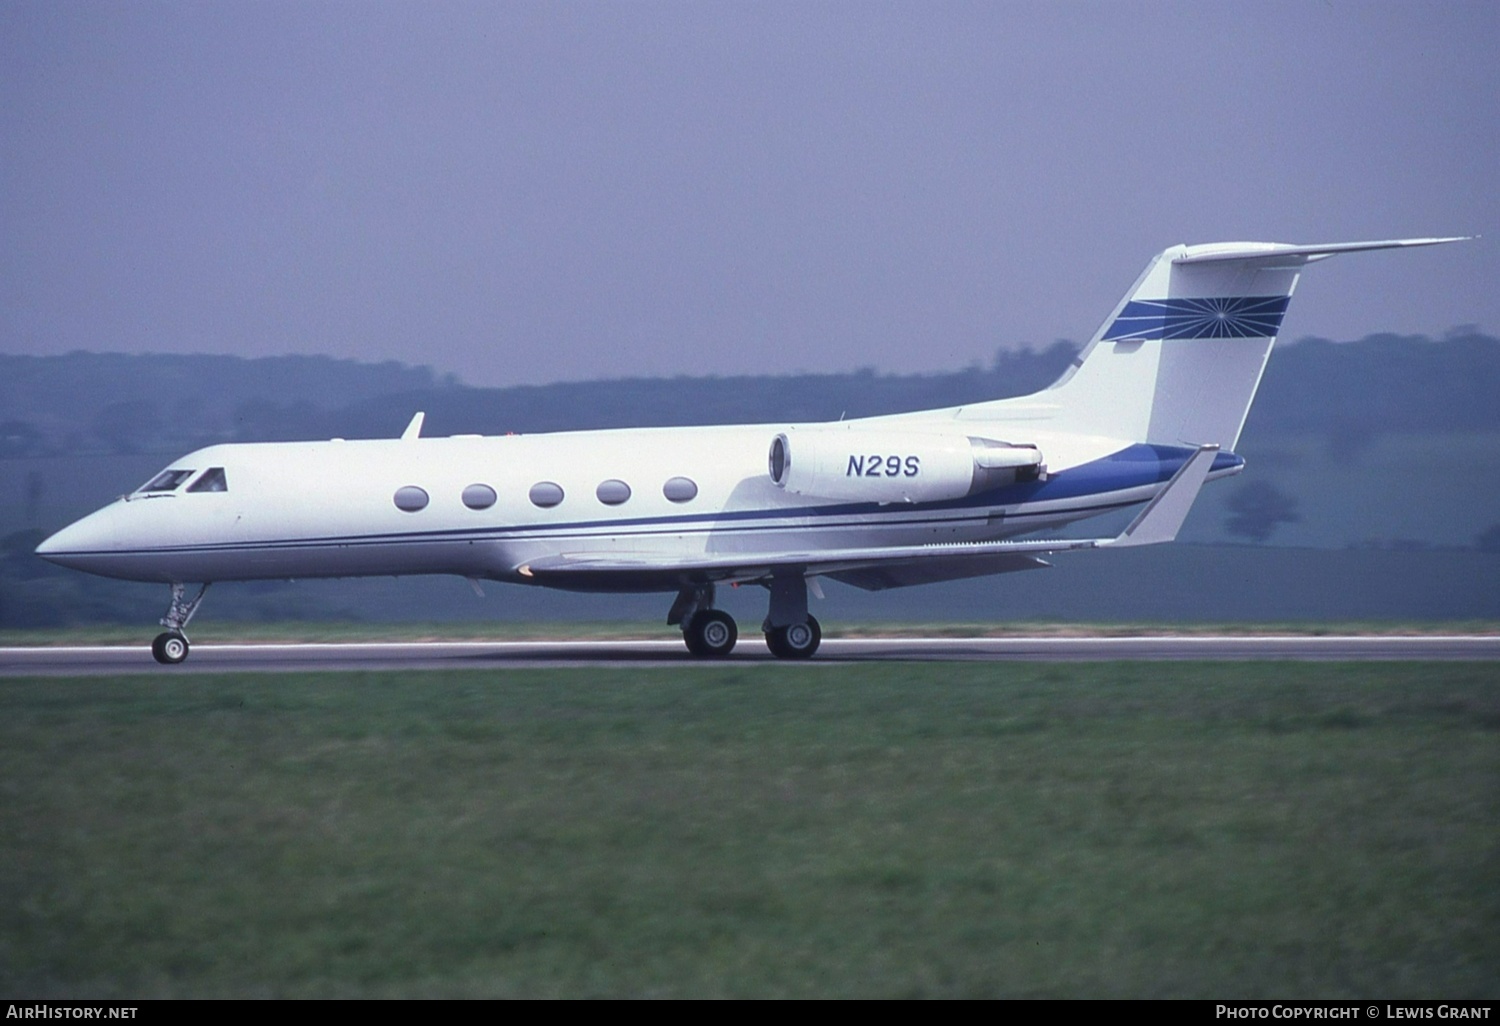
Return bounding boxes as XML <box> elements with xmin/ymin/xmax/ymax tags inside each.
<box><xmin>37</xmin><ymin>237</ymin><xmax>1466</xmax><ymax>663</ymax></box>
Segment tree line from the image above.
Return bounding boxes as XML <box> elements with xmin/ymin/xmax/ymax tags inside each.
<box><xmin>3</xmin><ymin>331</ymin><xmax>1496</xmax><ymax>458</ymax></box>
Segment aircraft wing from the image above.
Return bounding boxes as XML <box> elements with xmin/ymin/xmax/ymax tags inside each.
<box><xmin>520</xmin><ymin>446</ymin><xmax>1219</xmax><ymax>591</ymax></box>
<box><xmin>521</xmin><ymin>540</ymin><xmax>1066</xmax><ymax>591</ymax></box>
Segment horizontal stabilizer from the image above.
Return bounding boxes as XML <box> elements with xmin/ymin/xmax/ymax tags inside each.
<box><xmin>1173</xmin><ymin>237</ymin><xmax>1471</xmax><ymax>266</ymax></box>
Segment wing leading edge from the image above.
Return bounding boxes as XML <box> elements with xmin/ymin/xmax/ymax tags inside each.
<box><xmin>518</xmin><ymin>446</ymin><xmax>1219</xmax><ymax>592</ymax></box>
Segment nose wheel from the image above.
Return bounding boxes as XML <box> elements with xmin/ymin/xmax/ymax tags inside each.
<box><xmin>150</xmin><ymin>583</ymin><xmax>210</xmax><ymax>665</ymax></box>
<box><xmin>151</xmin><ymin>631</ymin><xmax>190</xmax><ymax>665</ymax></box>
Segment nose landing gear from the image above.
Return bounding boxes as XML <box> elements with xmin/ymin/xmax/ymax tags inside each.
<box><xmin>151</xmin><ymin>631</ymin><xmax>190</xmax><ymax>665</ymax></box>
<box><xmin>152</xmin><ymin>583</ymin><xmax>210</xmax><ymax>665</ymax></box>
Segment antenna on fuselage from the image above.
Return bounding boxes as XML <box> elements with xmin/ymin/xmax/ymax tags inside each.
<box><xmin>401</xmin><ymin>411</ymin><xmax>425</xmax><ymax>441</ymax></box>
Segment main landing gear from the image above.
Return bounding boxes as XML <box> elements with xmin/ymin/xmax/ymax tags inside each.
<box><xmin>765</xmin><ymin>615</ymin><xmax>821</xmax><ymax>659</ymax></box>
<box><xmin>684</xmin><ymin>608</ymin><xmax>738</xmax><ymax>658</ymax></box>
<box><xmin>151</xmin><ymin>583</ymin><xmax>210</xmax><ymax>665</ymax></box>
<box><xmin>668</xmin><ymin>577</ymin><xmax>822</xmax><ymax>660</ymax></box>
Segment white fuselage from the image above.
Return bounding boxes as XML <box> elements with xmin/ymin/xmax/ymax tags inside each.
<box><xmin>35</xmin><ymin>415</ymin><xmax>1214</xmax><ymax>590</ymax></box>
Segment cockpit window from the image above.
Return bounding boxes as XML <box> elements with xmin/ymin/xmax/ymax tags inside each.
<box><xmin>140</xmin><ymin>469</ymin><xmax>195</xmax><ymax>493</ymax></box>
<box><xmin>187</xmin><ymin>467</ymin><xmax>228</xmax><ymax>493</ymax></box>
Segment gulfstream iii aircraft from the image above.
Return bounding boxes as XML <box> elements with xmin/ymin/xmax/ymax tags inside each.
<box><xmin>37</xmin><ymin>237</ymin><xmax>1466</xmax><ymax>663</ymax></box>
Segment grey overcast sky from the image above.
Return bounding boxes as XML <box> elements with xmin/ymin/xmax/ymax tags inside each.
<box><xmin>3</xmin><ymin>1</ymin><xmax>1495</xmax><ymax>387</ymax></box>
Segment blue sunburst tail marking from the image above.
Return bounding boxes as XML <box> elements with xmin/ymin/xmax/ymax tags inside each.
<box><xmin>1101</xmin><ymin>295</ymin><xmax>1291</xmax><ymax>341</ymax></box>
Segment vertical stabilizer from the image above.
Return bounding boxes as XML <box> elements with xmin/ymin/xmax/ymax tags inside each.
<box><xmin>977</xmin><ymin>237</ymin><xmax>1467</xmax><ymax>450</ymax></box>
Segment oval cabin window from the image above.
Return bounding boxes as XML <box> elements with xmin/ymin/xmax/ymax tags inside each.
<box><xmin>393</xmin><ymin>486</ymin><xmax>429</xmax><ymax>512</ymax></box>
<box><xmin>462</xmin><ymin>483</ymin><xmax>497</xmax><ymax>510</ymax></box>
<box><xmin>529</xmin><ymin>481</ymin><xmax>565</xmax><ymax>508</ymax></box>
<box><xmin>663</xmin><ymin>476</ymin><xmax>698</xmax><ymax>503</ymax></box>
<box><xmin>596</xmin><ymin>479</ymin><xmax>632</xmax><ymax>505</ymax></box>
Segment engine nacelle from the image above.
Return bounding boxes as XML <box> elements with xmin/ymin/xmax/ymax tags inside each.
<box><xmin>767</xmin><ymin>428</ymin><xmax>1042</xmax><ymax>503</ymax></box>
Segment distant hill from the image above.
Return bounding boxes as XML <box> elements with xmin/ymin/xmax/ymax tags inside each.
<box><xmin>3</xmin><ymin>332</ymin><xmax>1497</xmax><ymax>454</ymax></box>
<box><xmin>1247</xmin><ymin>330</ymin><xmax>1500</xmax><ymax>438</ymax></box>
<box><xmin>0</xmin><ymin>352</ymin><xmax>443</xmax><ymax>456</ymax></box>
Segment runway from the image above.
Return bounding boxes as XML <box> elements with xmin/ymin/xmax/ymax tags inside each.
<box><xmin>3</xmin><ymin>634</ymin><xmax>1500</xmax><ymax>675</ymax></box>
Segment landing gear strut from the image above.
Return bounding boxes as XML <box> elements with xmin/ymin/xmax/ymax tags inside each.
<box><xmin>152</xmin><ymin>583</ymin><xmax>210</xmax><ymax>665</ymax></box>
<box><xmin>761</xmin><ymin>575</ymin><xmax>821</xmax><ymax>659</ymax></box>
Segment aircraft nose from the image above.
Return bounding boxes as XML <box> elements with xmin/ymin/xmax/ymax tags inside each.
<box><xmin>35</xmin><ymin>522</ymin><xmax>83</xmax><ymax>561</ymax></box>
<box><xmin>35</xmin><ymin>508</ymin><xmax>120</xmax><ymax>569</ymax></box>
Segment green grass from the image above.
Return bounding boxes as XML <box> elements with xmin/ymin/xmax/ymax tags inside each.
<box><xmin>2</xmin><ymin>663</ymin><xmax>1496</xmax><ymax>997</ymax></box>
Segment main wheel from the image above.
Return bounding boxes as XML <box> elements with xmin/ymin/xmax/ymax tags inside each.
<box><xmin>684</xmin><ymin>609</ymin><xmax>737</xmax><ymax>658</ymax></box>
<box><xmin>766</xmin><ymin>615</ymin><xmax>821</xmax><ymax>659</ymax></box>
<box><xmin>151</xmin><ymin>631</ymin><xmax>190</xmax><ymax>665</ymax></box>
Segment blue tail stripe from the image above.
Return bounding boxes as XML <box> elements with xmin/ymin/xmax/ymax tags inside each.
<box><xmin>1103</xmin><ymin>295</ymin><xmax>1291</xmax><ymax>341</ymax></box>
